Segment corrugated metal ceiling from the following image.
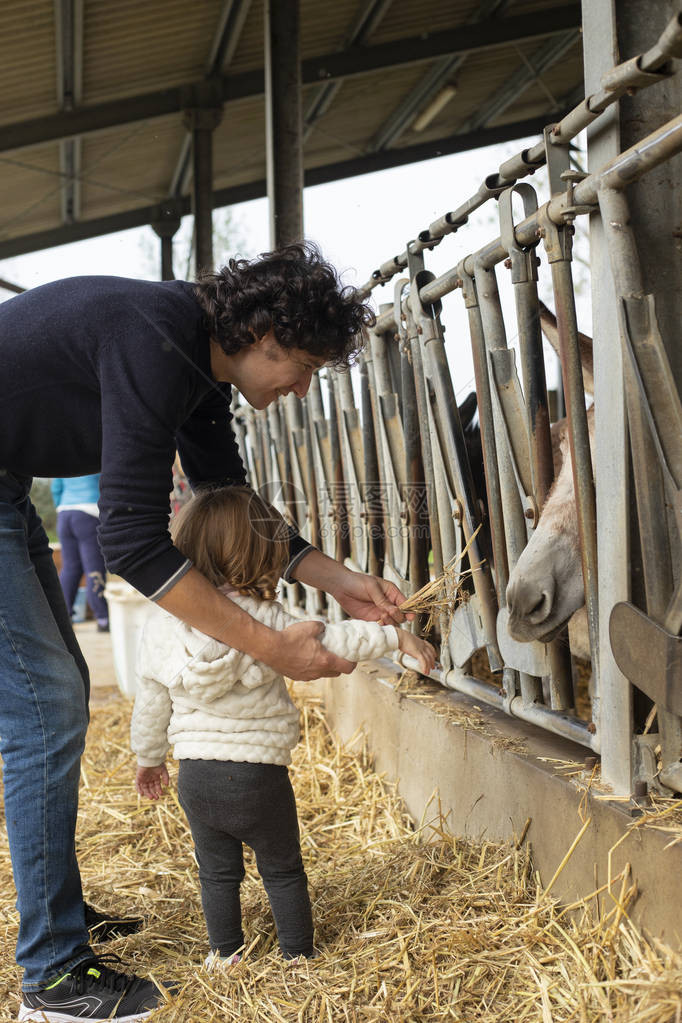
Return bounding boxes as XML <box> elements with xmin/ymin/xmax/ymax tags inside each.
<box><xmin>0</xmin><ymin>0</ymin><xmax>583</xmax><ymax>257</ymax></box>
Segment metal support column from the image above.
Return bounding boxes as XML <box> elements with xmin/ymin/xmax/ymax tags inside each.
<box><xmin>616</xmin><ymin>1</ymin><xmax>682</xmax><ymax>388</ymax></box>
<box><xmin>265</xmin><ymin>0</ymin><xmax>304</xmax><ymax>247</ymax></box>
<box><xmin>582</xmin><ymin>0</ymin><xmax>682</xmax><ymax>794</ymax></box>
<box><xmin>184</xmin><ymin>105</ymin><xmax>223</xmax><ymax>273</ymax></box>
<box><xmin>581</xmin><ymin>0</ymin><xmax>632</xmax><ymax>795</ymax></box>
<box><xmin>600</xmin><ymin>0</ymin><xmax>682</xmax><ymax>792</ymax></box>
<box><xmin>151</xmin><ymin>202</ymin><xmax>182</xmax><ymax>281</ymax></box>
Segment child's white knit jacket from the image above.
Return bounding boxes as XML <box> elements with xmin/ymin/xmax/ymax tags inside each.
<box><xmin>131</xmin><ymin>591</ymin><xmax>400</xmax><ymax>768</ymax></box>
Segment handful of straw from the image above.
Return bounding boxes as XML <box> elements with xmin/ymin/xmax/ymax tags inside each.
<box><xmin>399</xmin><ymin>525</ymin><xmax>483</xmax><ymax>634</ymax></box>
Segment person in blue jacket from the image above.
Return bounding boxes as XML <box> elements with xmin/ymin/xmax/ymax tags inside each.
<box><xmin>0</xmin><ymin>242</ymin><xmax>412</xmax><ymax>1022</ymax></box>
<box><xmin>52</xmin><ymin>474</ymin><xmax>109</xmax><ymax>631</ymax></box>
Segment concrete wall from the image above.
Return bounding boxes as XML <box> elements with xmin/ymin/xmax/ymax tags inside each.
<box><xmin>312</xmin><ymin>661</ymin><xmax>682</xmax><ymax>947</ymax></box>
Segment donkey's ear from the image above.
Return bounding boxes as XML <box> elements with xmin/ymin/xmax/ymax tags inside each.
<box><xmin>458</xmin><ymin>391</ymin><xmax>477</xmax><ymax>431</ymax></box>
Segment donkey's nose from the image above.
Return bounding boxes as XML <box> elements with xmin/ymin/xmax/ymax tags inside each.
<box><xmin>507</xmin><ymin>574</ymin><xmax>555</xmax><ymax>626</ymax></box>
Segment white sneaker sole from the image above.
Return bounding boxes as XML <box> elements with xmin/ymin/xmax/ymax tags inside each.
<box><xmin>203</xmin><ymin>951</ymin><xmax>241</xmax><ymax>971</ymax></box>
<box><xmin>18</xmin><ymin>1006</ymin><xmax>153</xmax><ymax>1022</ymax></box>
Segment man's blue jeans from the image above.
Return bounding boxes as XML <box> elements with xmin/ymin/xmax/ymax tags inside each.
<box><xmin>0</xmin><ymin>473</ymin><xmax>93</xmax><ymax>990</ymax></box>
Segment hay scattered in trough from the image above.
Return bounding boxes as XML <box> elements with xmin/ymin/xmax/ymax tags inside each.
<box><xmin>399</xmin><ymin>527</ymin><xmax>483</xmax><ymax>636</ymax></box>
<box><xmin>627</xmin><ymin>796</ymin><xmax>682</xmax><ymax>848</ymax></box>
<box><xmin>1</xmin><ymin>692</ymin><xmax>680</xmax><ymax>1022</ymax></box>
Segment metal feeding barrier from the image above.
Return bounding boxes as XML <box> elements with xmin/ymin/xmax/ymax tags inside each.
<box><xmin>233</xmin><ymin>13</ymin><xmax>682</xmax><ymax>798</ymax></box>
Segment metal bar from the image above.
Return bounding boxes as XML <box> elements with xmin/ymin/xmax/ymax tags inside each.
<box><xmin>265</xmin><ymin>0</ymin><xmax>303</xmax><ymax>247</ymax></box>
<box><xmin>301</xmin><ymin>396</ymin><xmax>323</xmax><ymax>552</ymax></box>
<box><xmin>598</xmin><ymin>188</ymin><xmax>675</xmax><ymax>615</ymax></box>
<box><xmin>403</xmin><ymin>255</ymin><xmax>443</xmax><ymax>579</ymax></box>
<box><xmin>333</xmin><ymin>370</ymin><xmax>370</xmax><ymax>573</ymax></box>
<box><xmin>370</xmin><ymin>54</ymin><xmax>464</xmax><ymax>152</ymax></box>
<box><xmin>400</xmin><ymin>324</ymin><xmax>429</xmax><ymax>601</ymax></box>
<box><xmin>151</xmin><ymin>202</ymin><xmax>182</xmax><ymax>281</ymax></box>
<box><xmin>160</xmin><ymin>235</ymin><xmax>174</xmax><ymax>281</ymax></box>
<box><xmin>0</xmin><ymin>277</ymin><xmax>25</xmax><ymax>294</ymax></box>
<box><xmin>508</xmin><ymin>696</ymin><xmax>598</xmax><ymax>751</ymax></box>
<box><xmin>304</xmin><ymin>0</ymin><xmax>394</xmax><ymax>144</ymax></box>
<box><xmin>358</xmin><ymin>356</ymin><xmax>384</xmax><ymax>577</ymax></box>
<box><xmin>457</xmin><ymin>264</ymin><xmax>509</xmax><ymax>601</ymax></box>
<box><xmin>169</xmin><ymin>0</ymin><xmax>252</xmax><ymax>199</ymax></box>
<box><xmin>473</xmin><ymin>260</ymin><xmax>542</xmax><ymax>705</ymax></box>
<box><xmin>598</xmin><ymin>185</ymin><xmax>682</xmax><ymax>790</ymax></box>
<box><xmin>441</xmin><ymin>669</ymin><xmax>598</xmax><ymax>750</ymax></box>
<box><xmin>464</xmin><ymin>29</ymin><xmax>580</xmax><ymax>133</ymax></box>
<box><xmin>185</xmin><ymin>108</ymin><xmax>222</xmax><ymax>272</ymax></box>
<box><xmin>207</xmin><ymin>0</ymin><xmax>253</xmax><ymax>75</ymax></box>
<box><xmin>437</xmin><ymin>112</ymin><xmax>682</xmax><ymax>281</ymax></box>
<box><xmin>365</xmin><ymin>324</ymin><xmax>409</xmax><ymax>587</ymax></box>
<box><xmin>413</xmin><ymin>273</ymin><xmax>503</xmax><ymax>673</ymax></box>
<box><xmin>442</xmin><ymin>670</ymin><xmax>505</xmax><ymax>710</ymax></box>
<box><xmin>361</xmin><ymin>175</ymin><xmax>523</xmax><ymax>296</ymax></box>
<box><xmin>308</xmin><ymin>373</ymin><xmax>345</xmax><ymax>582</ymax></box>
<box><xmin>584</xmin><ymin>70</ymin><xmax>632</xmax><ymax>787</ymax></box>
<box><xmin>295</xmin><ymin>399</ymin><xmax>325</xmax><ymax>615</ymax></box>
<box><xmin>540</xmin><ymin>213</ymin><xmax>600</xmax><ymax>685</ymax></box>
<box><xmin>54</xmin><ymin>0</ymin><xmax>83</xmax><ymax>224</ymax></box>
<box><xmin>498</xmin><ymin>184</ymin><xmax>573</xmax><ymax>710</ymax></box>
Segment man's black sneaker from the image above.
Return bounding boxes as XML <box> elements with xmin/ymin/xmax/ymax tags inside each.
<box><xmin>84</xmin><ymin>901</ymin><xmax>144</xmax><ymax>941</ymax></box>
<box><xmin>18</xmin><ymin>954</ymin><xmax>170</xmax><ymax>1022</ymax></box>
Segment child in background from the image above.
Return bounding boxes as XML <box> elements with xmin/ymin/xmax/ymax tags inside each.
<box><xmin>131</xmin><ymin>486</ymin><xmax>435</xmax><ymax>967</ymax></box>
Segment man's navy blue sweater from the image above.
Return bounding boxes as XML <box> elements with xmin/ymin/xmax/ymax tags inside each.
<box><xmin>0</xmin><ymin>275</ymin><xmax>311</xmax><ymax>599</ymax></box>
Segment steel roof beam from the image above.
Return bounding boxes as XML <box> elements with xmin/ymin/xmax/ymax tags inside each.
<box><xmin>0</xmin><ymin>5</ymin><xmax>580</xmax><ymax>155</ymax></box>
<box><xmin>464</xmin><ymin>28</ymin><xmax>580</xmax><ymax>132</ymax></box>
<box><xmin>54</xmin><ymin>0</ymin><xmax>83</xmax><ymax>223</ymax></box>
<box><xmin>303</xmin><ymin>0</ymin><xmax>394</xmax><ymax>144</ymax></box>
<box><xmin>0</xmin><ymin>277</ymin><xmax>25</xmax><ymax>294</ymax></box>
<box><xmin>206</xmin><ymin>0</ymin><xmax>253</xmax><ymax>76</ymax></box>
<box><xmin>369</xmin><ymin>0</ymin><xmax>510</xmax><ymax>152</ymax></box>
<box><xmin>169</xmin><ymin>0</ymin><xmax>252</xmax><ymax>199</ymax></box>
<box><xmin>0</xmin><ymin>113</ymin><xmax>560</xmax><ymax>259</ymax></box>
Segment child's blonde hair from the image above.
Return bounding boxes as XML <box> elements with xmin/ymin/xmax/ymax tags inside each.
<box><xmin>171</xmin><ymin>486</ymin><xmax>290</xmax><ymax>600</ymax></box>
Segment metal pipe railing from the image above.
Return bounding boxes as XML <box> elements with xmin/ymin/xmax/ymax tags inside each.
<box><xmin>356</xmin><ymin>14</ymin><xmax>682</xmax><ymax>298</ymax></box>
<box><xmin>238</xmin><ymin>31</ymin><xmax>681</xmax><ymax>786</ymax></box>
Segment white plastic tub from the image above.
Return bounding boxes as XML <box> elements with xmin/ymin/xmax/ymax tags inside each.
<box><xmin>103</xmin><ymin>577</ymin><xmax>153</xmax><ymax>698</ymax></box>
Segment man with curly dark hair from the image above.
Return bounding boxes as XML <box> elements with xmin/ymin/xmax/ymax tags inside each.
<box><xmin>0</xmin><ymin>241</ymin><xmax>410</xmax><ymax>1022</ymax></box>
<box><xmin>190</xmin><ymin>243</ymin><xmax>373</xmax><ymax>411</ymax></box>
<box><xmin>195</xmin><ymin>241</ymin><xmax>370</xmax><ymax>368</ymax></box>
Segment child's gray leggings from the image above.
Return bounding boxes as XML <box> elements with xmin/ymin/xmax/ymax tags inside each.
<box><xmin>177</xmin><ymin>758</ymin><xmax>314</xmax><ymax>959</ymax></box>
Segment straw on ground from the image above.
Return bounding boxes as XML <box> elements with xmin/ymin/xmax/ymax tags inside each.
<box><xmin>0</xmin><ymin>691</ymin><xmax>679</xmax><ymax>1022</ymax></box>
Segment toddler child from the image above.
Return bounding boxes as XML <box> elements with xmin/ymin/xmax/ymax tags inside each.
<box><xmin>131</xmin><ymin>486</ymin><xmax>435</xmax><ymax>966</ymax></box>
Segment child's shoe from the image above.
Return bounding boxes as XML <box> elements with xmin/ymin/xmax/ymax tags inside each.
<box><xmin>203</xmin><ymin>949</ymin><xmax>242</xmax><ymax>971</ymax></box>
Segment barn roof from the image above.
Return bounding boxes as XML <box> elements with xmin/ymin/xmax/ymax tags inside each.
<box><xmin>0</xmin><ymin>0</ymin><xmax>583</xmax><ymax>259</ymax></box>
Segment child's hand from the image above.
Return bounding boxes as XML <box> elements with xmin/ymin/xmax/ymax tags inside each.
<box><xmin>397</xmin><ymin>629</ymin><xmax>437</xmax><ymax>675</ymax></box>
<box><xmin>136</xmin><ymin>763</ymin><xmax>169</xmax><ymax>800</ymax></box>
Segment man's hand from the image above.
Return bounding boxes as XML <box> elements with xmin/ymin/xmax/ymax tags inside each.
<box><xmin>136</xmin><ymin>763</ymin><xmax>169</xmax><ymax>801</ymax></box>
<box><xmin>272</xmin><ymin>620</ymin><xmax>356</xmax><ymax>681</ymax></box>
<box><xmin>291</xmin><ymin>549</ymin><xmax>414</xmax><ymax>627</ymax></box>
<box><xmin>332</xmin><ymin>571</ymin><xmax>414</xmax><ymax>627</ymax></box>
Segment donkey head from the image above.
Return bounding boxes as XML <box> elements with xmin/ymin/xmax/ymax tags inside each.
<box><xmin>506</xmin><ymin>401</ymin><xmax>594</xmax><ymax>650</ymax></box>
